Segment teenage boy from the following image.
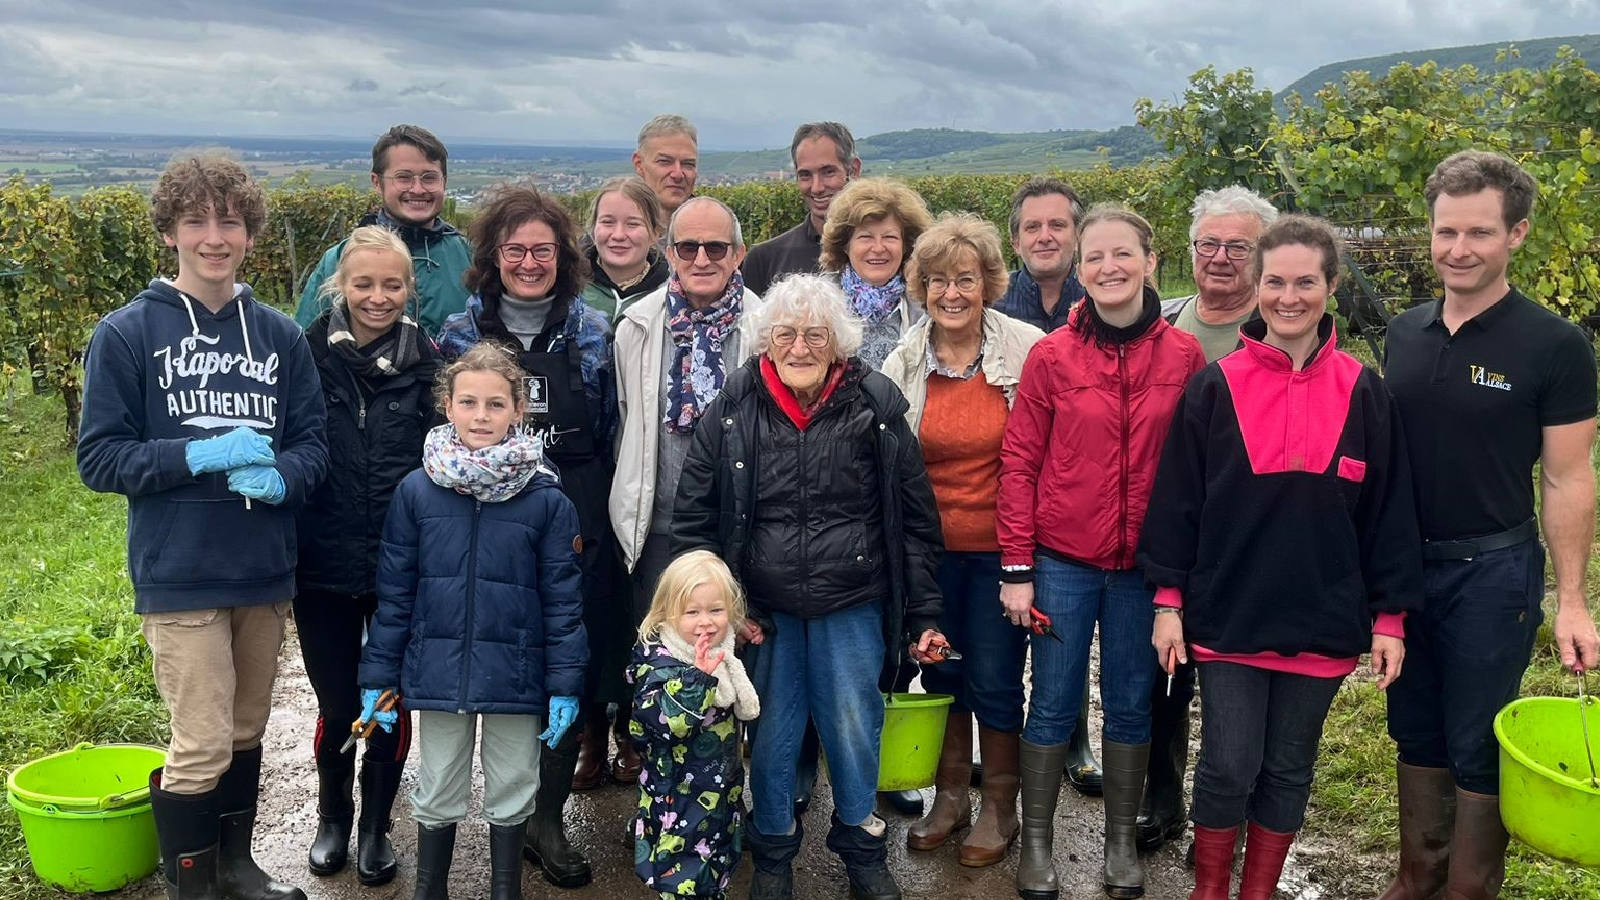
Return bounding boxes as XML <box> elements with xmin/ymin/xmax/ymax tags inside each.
<box><xmin>1380</xmin><ymin>150</ymin><xmax>1599</xmax><ymax>900</ymax></box>
<box><xmin>78</xmin><ymin>152</ymin><xmax>329</xmax><ymax>900</ymax></box>
<box><xmin>295</xmin><ymin>124</ymin><xmax>471</xmax><ymax>336</ymax></box>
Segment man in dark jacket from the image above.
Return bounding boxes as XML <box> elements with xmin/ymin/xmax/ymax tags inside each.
<box><xmin>78</xmin><ymin>153</ymin><xmax>329</xmax><ymax>900</ymax></box>
<box><xmin>742</xmin><ymin>122</ymin><xmax>861</xmax><ymax>296</ymax></box>
<box><xmin>295</xmin><ymin>125</ymin><xmax>472</xmax><ymax>336</ymax></box>
<box><xmin>994</xmin><ymin>177</ymin><xmax>1087</xmax><ymax>334</ymax></box>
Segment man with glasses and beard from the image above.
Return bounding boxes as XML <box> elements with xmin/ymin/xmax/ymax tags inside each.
<box><xmin>611</xmin><ymin>197</ymin><xmax>765</xmax><ymax>615</ymax></box>
<box><xmin>296</xmin><ymin>125</ymin><xmax>472</xmax><ymax>337</ymax></box>
<box><xmin>742</xmin><ymin>122</ymin><xmax>862</xmax><ymax>296</ymax></box>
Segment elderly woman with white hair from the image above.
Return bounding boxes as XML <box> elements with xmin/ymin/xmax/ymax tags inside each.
<box><xmin>671</xmin><ymin>272</ymin><xmax>949</xmax><ymax>900</ymax></box>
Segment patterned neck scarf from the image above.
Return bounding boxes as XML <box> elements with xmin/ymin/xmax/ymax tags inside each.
<box><xmin>327</xmin><ymin>299</ymin><xmax>423</xmax><ymax>377</ymax></box>
<box><xmin>422</xmin><ymin>423</ymin><xmax>554</xmax><ymax>503</ymax></box>
<box><xmin>841</xmin><ymin>265</ymin><xmax>907</xmax><ymax>323</ymax></box>
<box><xmin>664</xmin><ymin>270</ymin><xmax>745</xmax><ymax>434</ymax></box>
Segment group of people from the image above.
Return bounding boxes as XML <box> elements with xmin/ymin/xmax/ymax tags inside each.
<box><xmin>74</xmin><ymin>114</ymin><xmax>1600</xmax><ymax>900</ymax></box>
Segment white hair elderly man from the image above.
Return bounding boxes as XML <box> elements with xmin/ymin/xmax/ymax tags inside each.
<box><xmin>1160</xmin><ymin>186</ymin><xmax>1281</xmax><ymax>363</ymax></box>
<box><xmin>1140</xmin><ymin>185</ymin><xmax>1279</xmax><ymax>860</ymax></box>
<box><xmin>610</xmin><ymin>196</ymin><xmax>764</xmax><ymax>612</ymax></box>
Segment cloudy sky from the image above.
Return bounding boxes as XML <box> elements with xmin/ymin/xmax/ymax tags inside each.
<box><xmin>1</xmin><ymin>1</ymin><xmax>1595</xmax><ymax>148</ymax></box>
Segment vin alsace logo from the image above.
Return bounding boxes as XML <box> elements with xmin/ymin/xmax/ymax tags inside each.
<box><xmin>1469</xmin><ymin>364</ymin><xmax>1513</xmax><ymax>392</ymax></box>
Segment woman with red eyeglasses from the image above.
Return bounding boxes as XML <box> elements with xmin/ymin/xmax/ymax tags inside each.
<box><xmin>436</xmin><ymin>184</ymin><xmax>619</xmax><ymax>890</ymax></box>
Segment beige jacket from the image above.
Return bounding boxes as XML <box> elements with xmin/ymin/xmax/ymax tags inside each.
<box><xmin>609</xmin><ymin>283</ymin><xmax>765</xmax><ymax>571</ymax></box>
<box><xmin>881</xmin><ymin>308</ymin><xmax>1045</xmax><ymax>433</ymax></box>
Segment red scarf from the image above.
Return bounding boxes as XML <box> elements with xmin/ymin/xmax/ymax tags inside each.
<box><xmin>760</xmin><ymin>355</ymin><xmax>846</xmax><ymax>431</ymax></box>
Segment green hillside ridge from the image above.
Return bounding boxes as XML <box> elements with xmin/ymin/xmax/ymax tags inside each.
<box><xmin>1276</xmin><ymin>33</ymin><xmax>1600</xmax><ymax>103</ymax></box>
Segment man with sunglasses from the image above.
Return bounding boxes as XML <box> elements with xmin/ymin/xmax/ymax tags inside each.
<box><xmin>611</xmin><ymin>196</ymin><xmax>764</xmax><ymax>614</ymax></box>
<box><xmin>296</xmin><ymin>124</ymin><xmax>472</xmax><ymax>337</ymax></box>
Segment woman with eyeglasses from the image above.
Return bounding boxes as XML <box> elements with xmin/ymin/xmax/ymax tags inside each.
<box><xmin>436</xmin><ymin>185</ymin><xmax>620</xmax><ymax>890</ymax></box>
<box><xmin>670</xmin><ymin>272</ymin><xmax>949</xmax><ymax>900</ymax></box>
<box><xmin>819</xmin><ymin>177</ymin><xmax>934</xmax><ymax>371</ymax></box>
<box><xmin>880</xmin><ymin>214</ymin><xmax>1044</xmax><ymax>867</ymax></box>
<box><xmin>998</xmin><ymin>204</ymin><xmax>1206</xmax><ymax>900</ymax></box>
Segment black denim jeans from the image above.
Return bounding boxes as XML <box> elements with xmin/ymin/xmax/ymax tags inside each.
<box><xmin>1191</xmin><ymin>661</ymin><xmax>1343</xmax><ymax>833</ymax></box>
<box><xmin>1385</xmin><ymin>539</ymin><xmax>1544</xmax><ymax>794</ymax></box>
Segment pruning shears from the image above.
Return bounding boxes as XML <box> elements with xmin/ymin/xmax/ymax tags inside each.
<box><xmin>1028</xmin><ymin>607</ymin><xmax>1065</xmax><ymax>643</ymax></box>
<box><xmin>340</xmin><ymin>689</ymin><xmax>399</xmax><ymax>753</ymax></box>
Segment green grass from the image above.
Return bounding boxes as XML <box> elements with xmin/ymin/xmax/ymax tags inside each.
<box><xmin>0</xmin><ymin>387</ymin><xmax>166</xmax><ymax>900</ymax></box>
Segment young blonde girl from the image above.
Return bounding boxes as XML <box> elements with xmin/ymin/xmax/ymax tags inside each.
<box><xmin>628</xmin><ymin>550</ymin><xmax>760</xmax><ymax>900</ymax></box>
<box><xmin>358</xmin><ymin>343</ymin><xmax>588</xmax><ymax>900</ymax></box>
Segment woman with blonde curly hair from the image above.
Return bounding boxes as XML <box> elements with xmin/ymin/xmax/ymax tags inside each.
<box><xmin>819</xmin><ymin>177</ymin><xmax>934</xmax><ymax>370</ymax></box>
<box><xmin>882</xmin><ymin>213</ymin><xmax>1043</xmax><ymax>867</ymax></box>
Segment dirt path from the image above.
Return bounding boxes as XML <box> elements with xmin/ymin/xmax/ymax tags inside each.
<box><xmin>111</xmin><ymin>624</ymin><xmax>1376</xmax><ymax>900</ymax></box>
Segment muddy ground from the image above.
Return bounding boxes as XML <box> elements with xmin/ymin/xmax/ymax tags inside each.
<box><xmin>112</xmin><ymin>623</ymin><xmax>1385</xmax><ymax>900</ymax></box>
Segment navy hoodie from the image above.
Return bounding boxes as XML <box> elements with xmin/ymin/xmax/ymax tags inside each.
<box><xmin>78</xmin><ymin>280</ymin><xmax>329</xmax><ymax>613</ymax></box>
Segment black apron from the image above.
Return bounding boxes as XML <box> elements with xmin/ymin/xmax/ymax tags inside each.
<box><xmin>508</xmin><ymin>309</ymin><xmax>630</xmax><ymax>705</ymax></box>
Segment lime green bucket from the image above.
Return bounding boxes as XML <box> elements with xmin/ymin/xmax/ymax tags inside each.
<box><xmin>6</xmin><ymin>743</ymin><xmax>166</xmax><ymax>892</ymax></box>
<box><xmin>877</xmin><ymin>693</ymin><xmax>954</xmax><ymax>791</ymax></box>
<box><xmin>1493</xmin><ymin>696</ymin><xmax>1600</xmax><ymax>867</ymax></box>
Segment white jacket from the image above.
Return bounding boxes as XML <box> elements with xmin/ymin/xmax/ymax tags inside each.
<box><xmin>609</xmin><ymin>283</ymin><xmax>765</xmax><ymax>571</ymax></box>
<box><xmin>880</xmin><ymin>308</ymin><xmax>1045</xmax><ymax>433</ymax></box>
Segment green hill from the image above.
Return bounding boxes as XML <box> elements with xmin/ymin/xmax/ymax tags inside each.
<box><xmin>1276</xmin><ymin>33</ymin><xmax>1600</xmax><ymax>103</ymax></box>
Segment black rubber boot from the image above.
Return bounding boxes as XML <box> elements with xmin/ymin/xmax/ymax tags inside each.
<box><xmin>307</xmin><ymin>742</ymin><xmax>355</xmax><ymax>876</ymax></box>
<box><xmin>490</xmin><ymin>822</ymin><xmax>525</xmax><ymax>900</ymax></box>
<box><xmin>1065</xmin><ymin>683</ymin><xmax>1103</xmax><ymax>797</ymax></box>
<box><xmin>355</xmin><ymin>759</ymin><xmax>402</xmax><ymax>885</ymax></box>
<box><xmin>215</xmin><ymin>747</ymin><xmax>307</xmax><ymax>900</ymax></box>
<box><xmin>149</xmin><ymin>769</ymin><xmax>223</xmax><ymax>900</ymax></box>
<box><xmin>1136</xmin><ymin>662</ymin><xmax>1192</xmax><ymax>853</ymax></box>
<box><xmin>793</xmin><ymin>721</ymin><xmax>820</xmax><ymax>817</ymax></box>
<box><xmin>747</xmin><ymin>819</ymin><xmax>804</xmax><ymax>900</ymax></box>
<box><xmin>879</xmin><ymin>789</ymin><xmax>924</xmax><ymax>817</ymax></box>
<box><xmin>825</xmin><ymin>813</ymin><xmax>902</xmax><ymax>900</ymax></box>
<box><xmin>413</xmin><ymin>823</ymin><xmax>455</xmax><ymax>900</ymax></box>
<box><xmin>522</xmin><ymin>722</ymin><xmax>592</xmax><ymax>888</ymax></box>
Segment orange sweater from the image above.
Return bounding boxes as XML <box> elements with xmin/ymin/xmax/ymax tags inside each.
<box><xmin>920</xmin><ymin>372</ymin><xmax>1009</xmax><ymax>551</ymax></box>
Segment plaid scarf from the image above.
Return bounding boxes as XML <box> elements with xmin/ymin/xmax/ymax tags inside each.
<box><xmin>326</xmin><ymin>299</ymin><xmax>423</xmax><ymax>377</ymax></box>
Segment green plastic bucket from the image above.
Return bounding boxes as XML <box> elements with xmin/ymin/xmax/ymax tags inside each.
<box><xmin>877</xmin><ymin>692</ymin><xmax>954</xmax><ymax>791</ymax></box>
<box><xmin>1493</xmin><ymin>696</ymin><xmax>1600</xmax><ymax>867</ymax></box>
<box><xmin>6</xmin><ymin>743</ymin><xmax>166</xmax><ymax>892</ymax></box>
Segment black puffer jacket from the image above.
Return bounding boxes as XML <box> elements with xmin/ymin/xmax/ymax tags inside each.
<box><xmin>671</xmin><ymin>357</ymin><xmax>944</xmax><ymax>659</ymax></box>
<box><xmin>296</xmin><ymin>313</ymin><xmax>441</xmax><ymax>595</ymax></box>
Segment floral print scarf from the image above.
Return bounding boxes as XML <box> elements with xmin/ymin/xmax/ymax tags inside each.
<box><xmin>422</xmin><ymin>423</ymin><xmax>554</xmax><ymax>503</ymax></box>
<box><xmin>663</xmin><ymin>270</ymin><xmax>745</xmax><ymax>435</ymax></box>
<box><xmin>841</xmin><ymin>265</ymin><xmax>907</xmax><ymax>323</ymax></box>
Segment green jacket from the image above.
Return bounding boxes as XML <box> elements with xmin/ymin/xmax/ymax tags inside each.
<box><xmin>294</xmin><ymin>213</ymin><xmax>473</xmax><ymax>337</ymax></box>
<box><xmin>579</xmin><ymin>245</ymin><xmax>669</xmax><ymax>323</ymax></box>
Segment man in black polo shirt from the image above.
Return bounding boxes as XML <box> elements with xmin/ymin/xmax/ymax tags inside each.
<box><xmin>742</xmin><ymin>121</ymin><xmax>860</xmax><ymax>295</ymax></box>
<box><xmin>1380</xmin><ymin>150</ymin><xmax>1599</xmax><ymax>900</ymax></box>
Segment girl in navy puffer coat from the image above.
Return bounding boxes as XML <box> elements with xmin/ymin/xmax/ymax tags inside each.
<box><xmin>359</xmin><ymin>344</ymin><xmax>588</xmax><ymax>900</ymax></box>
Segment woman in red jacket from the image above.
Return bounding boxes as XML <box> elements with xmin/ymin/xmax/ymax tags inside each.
<box><xmin>1138</xmin><ymin>215</ymin><xmax>1421</xmax><ymax>900</ymax></box>
<box><xmin>999</xmin><ymin>204</ymin><xmax>1205</xmax><ymax>900</ymax></box>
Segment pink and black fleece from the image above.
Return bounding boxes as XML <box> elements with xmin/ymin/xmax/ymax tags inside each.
<box><xmin>1136</xmin><ymin>315</ymin><xmax>1425</xmax><ymax>673</ymax></box>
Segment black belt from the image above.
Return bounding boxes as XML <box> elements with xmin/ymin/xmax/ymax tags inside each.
<box><xmin>1422</xmin><ymin>519</ymin><xmax>1538</xmax><ymax>561</ymax></box>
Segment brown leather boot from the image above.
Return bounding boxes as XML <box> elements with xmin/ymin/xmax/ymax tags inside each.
<box><xmin>1442</xmin><ymin>788</ymin><xmax>1508</xmax><ymax>900</ymax></box>
<box><xmin>570</xmin><ymin>713</ymin><xmax>607</xmax><ymax>792</ymax></box>
<box><xmin>959</xmin><ymin>726</ymin><xmax>1020</xmax><ymax>867</ymax></box>
<box><xmin>610</xmin><ymin>714</ymin><xmax>643</xmax><ymax>785</ymax></box>
<box><xmin>908</xmin><ymin>710</ymin><xmax>972</xmax><ymax>851</ymax></box>
<box><xmin>1377</xmin><ymin>762</ymin><xmax>1456</xmax><ymax>900</ymax></box>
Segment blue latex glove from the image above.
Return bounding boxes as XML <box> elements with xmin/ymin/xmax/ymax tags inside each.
<box><xmin>226</xmin><ymin>465</ymin><xmax>286</xmax><ymax>504</ymax></box>
<box><xmin>185</xmin><ymin>426</ymin><xmax>274</xmax><ymax>475</ymax></box>
<box><xmin>360</xmin><ymin>688</ymin><xmax>399</xmax><ymax>733</ymax></box>
<box><xmin>539</xmin><ymin>696</ymin><xmax>579</xmax><ymax>749</ymax></box>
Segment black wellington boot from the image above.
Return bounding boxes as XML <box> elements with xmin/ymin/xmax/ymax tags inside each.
<box><xmin>747</xmin><ymin>819</ymin><xmax>804</xmax><ymax>900</ymax></box>
<box><xmin>307</xmin><ymin>741</ymin><xmax>355</xmax><ymax>876</ymax></box>
<box><xmin>826</xmin><ymin>813</ymin><xmax>902</xmax><ymax>900</ymax></box>
<box><xmin>490</xmin><ymin>822</ymin><xmax>525</xmax><ymax>900</ymax></box>
<box><xmin>149</xmin><ymin>769</ymin><xmax>223</xmax><ymax>900</ymax></box>
<box><xmin>355</xmin><ymin>759</ymin><xmax>402</xmax><ymax>885</ymax></box>
<box><xmin>412</xmin><ymin>822</ymin><xmax>455</xmax><ymax>900</ymax></box>
<box><xmin>522</xmin><ymin>721</ymin><xmax>592</xmax><ymax>888</ymax></box>
<box><xmin>1064</xmin><ymin>683</ymin><xmax>1103</xmax><ymax>797</ymax></box>
<box><xmin>215</xmin><ymin>747</ymin><xmax>308</xmax><ymax>900</ymax></box>
<box><xmin>1135</xmin><ymin>678</ymin><xmax>1190</xmax><ymax>853</ymax></box>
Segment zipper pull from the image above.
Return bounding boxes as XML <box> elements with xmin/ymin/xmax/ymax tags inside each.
<box><xmin>358</xmin><ymin>400</ymin><xmax>367</xmax><ymax>430</ymax></box>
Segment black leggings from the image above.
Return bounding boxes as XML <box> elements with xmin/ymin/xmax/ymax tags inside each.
<box><xmin>293</xmin><ymin>590</ymin><xmax>410</xmax><ymax>766</ymax></box>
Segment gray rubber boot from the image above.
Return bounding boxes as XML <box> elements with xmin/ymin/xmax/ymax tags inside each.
<box><xmin>1100</xmin><ymin>740</ymin><xmax>1149</xmax><ymax>899</ymax></box>
<box><xmin>1016</xmin><ymin>739</ymin><xmax>1068</xmax><ymax>900</ymax></box>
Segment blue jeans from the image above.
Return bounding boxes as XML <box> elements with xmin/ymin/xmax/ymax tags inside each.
<box><xmin>921</xmin><ymin>552</ymin><xmax>1027</xmax><ymax>732</ymax></box>
<box><xmin>1192</xmin><ymin>662</ymin><xmax>1343</xmax><ymax>833</ymax></box>
<box><xmin>1023</xmin><ymin>555</ymin><xmax>1156</xmax><ymax>746</ymax></box>
<box><xmin>1386</xmin><ymin>540</ymin><xmax>1545</xmax><ymax>794</ymax></box>
<box><xmin>747</xmin><ymin>602</ymin><xmax>885</xmax><ymax>835</ymax></box>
